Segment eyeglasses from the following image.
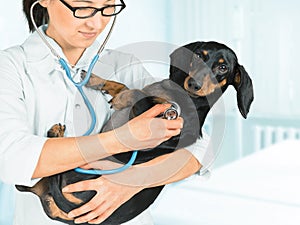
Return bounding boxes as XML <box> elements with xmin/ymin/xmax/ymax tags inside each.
<box><xmin>59</xmin><ymin>0</ymin><xmax>126</xmax><ymax>19</ymax></box>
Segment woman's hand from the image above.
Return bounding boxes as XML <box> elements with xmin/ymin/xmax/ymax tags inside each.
<box><xmin>62</xmin><ymin>176</ymin><xmax>143</xmax><ymax>224</ymax></box>
<box><xmin>115</xmin><ymin>104</ymin><xmax>184</xmax><ymax>151</ymax></box>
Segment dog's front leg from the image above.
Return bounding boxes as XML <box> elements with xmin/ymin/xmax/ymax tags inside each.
<box><xmin>110</xmin><ymin>89</ymin><xmax>149</xmax><ymax>110</ymax></box>
<box><xmin>81</xmin><ymin>71</ymin><xmax>128</xmax><ymax>97</ymax></box>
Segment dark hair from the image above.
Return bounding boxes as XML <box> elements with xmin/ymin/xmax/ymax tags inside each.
<box><xmin>23</xmin><ymin>0</ymin><xmax>49</xmax><ymax>32</ymax></box>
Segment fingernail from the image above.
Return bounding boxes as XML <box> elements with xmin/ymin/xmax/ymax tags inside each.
<box><xmin>75</xmin><ymin>219</ymin><xmax>83</xmax><ymax>224</ymax></box>
<box><xmin>62</xmin><ymin>187</ymin><xmax>68</xmax><ymax>192</ymax></box>
<box><xmin>89</xmin><ymin>220</ymin><xmax>103</xmax><ymax>224</ymax></box>
<box><xmin>68</xmin><ymin>212</ymin><xmax>74</xmax><ymax>218</ymax></box>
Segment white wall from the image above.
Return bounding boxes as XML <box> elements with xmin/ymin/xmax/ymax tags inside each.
<box><xmin>0</xmin><ymin>0</ymin><xmax>28</xmax><ymax>50</ymax></box>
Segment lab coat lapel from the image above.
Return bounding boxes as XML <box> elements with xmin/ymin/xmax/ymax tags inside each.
<box><xmin>22</xmin><ymin>27</ymin><xmax>58</xmax><ymax>77</ymax></box>
<box><xmin>22</xmin><ymin>25</ymin><xmax>115</xmax><ymax>84</ymax></box>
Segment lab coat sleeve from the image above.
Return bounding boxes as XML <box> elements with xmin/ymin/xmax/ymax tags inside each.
<box><xmin>0</xmin><ymin>49</ymin><xmax>47</xmax><ymax>186</ymax></box>
<box><xmin>183</xmin><ymin>129</ymin><xmax>211</xmax><ymax>175</ymax></box>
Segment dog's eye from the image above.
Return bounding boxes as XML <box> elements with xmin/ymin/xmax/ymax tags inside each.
<box><xmin>45</xmin><ymin>198</ymin><xmax>51</xmax><ymax>207</ymax></box>
<box><xmin>218</xmin><ymin>64</ymin><xmax>228</xmax><ymax>73</ymax></box>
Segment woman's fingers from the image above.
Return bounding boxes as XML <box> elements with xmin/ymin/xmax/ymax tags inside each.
<box><xmin>165</xmin><ymin>128</ymin><xmax>181</xmax><ymax>138</ymax></box>
<box><xmin>164</xmin><ymin>117</ymin><xmax>184</xmax><ymax>129</ymax></box>
<box><xmin>62</xmin><ymin>179</ymin><xmax>103</xmax><ymax>193</ymax></box>
<box><xmin>139</xmin><ymin>104</ymin><xmax>171</xmax><ymax>118</ymax></box>
<box><xmin>63</xmin><ymin>180</ymin><xmax>107</xmax><ymax>218</ymax></box>
<box><xmin>72</xmin><ymin>193</ymin><xmax>113</xmax><ymax>224</ymax></box>
<box><xmin>66</xmin><ymin>187</ymin><xmax>110</xmax><ymax>219</ymax></box>
<box><xmin>88</xmin><ymin>207</ymin><xmax>116</xmax><ymax>224</ymax></box>
<box><xmin>150</xmin><ymin>117</ymin><xmax>183</xmax><ymax>139</ymax></box>
<box><xmin>63</xmin><ymin>177</ymin><xmax>142</xmax><ymax>224</ymax></box>
<box><xmin>69</xmin><ymin>198</ymin><xmax>99</xmax><ymax>220</ymax></box>
<box><xmin>164</xmin><ymin>117</ymin><xmax>183</xmax><ymax>138</ymax></box>
<box><xmin>115</xmin><ymin>104</ymin><xmax>184</xmax><ymax>150</ymax></box>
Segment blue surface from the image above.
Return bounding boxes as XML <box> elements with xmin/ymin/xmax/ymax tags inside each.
<box><xmin>0</xmin><ymin>182</ymin><xmax>14</xmax><ymax>225</ymax></box>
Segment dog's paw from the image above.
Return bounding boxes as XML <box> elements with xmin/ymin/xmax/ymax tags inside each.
<box><xmin>109</xmin><ymin>96</ymin><xmax>130</xmax><ymax>110</ymax></box>
<box><xmin>81</xmin><ymin>70</ymin><xmax>104</xmax><ymax>90</ymax></box>
<box><xmin>109</xmin><ymin>89</ymin><xmax>140</xmax><ymax>110</ymax></box>
<box><xmin>47</xmin><ymin>123</ymin><xmax>66</xmax><ymax>138</ymax></box>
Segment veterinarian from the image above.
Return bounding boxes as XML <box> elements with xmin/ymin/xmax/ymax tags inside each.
<box><xmin>0</xmin><ymin>0</ymin><xmax>209</xmax><ymax>224</ymax></box>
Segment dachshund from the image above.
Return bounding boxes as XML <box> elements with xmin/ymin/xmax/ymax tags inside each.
<box><xmin>16</xmin><ymin>41</ymin><xmax>254</xmax><ymax>225</ymax></box>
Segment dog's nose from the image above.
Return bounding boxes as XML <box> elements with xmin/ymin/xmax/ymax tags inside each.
<box><xmin>187</xmin><ymin>77</ymin><xmax>202</xmax><ymax>91</ymax></box>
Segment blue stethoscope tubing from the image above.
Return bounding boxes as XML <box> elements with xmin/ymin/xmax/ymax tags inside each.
<box><xmin>58</xmin><ymin>57</ymin><xmax>98</xmax><ymax>136</ymax></box>
<box><xmin>60</xmin><ymin>56</ymin><xmax>138</xmax><ymax>175</ymax></box>
<box><xmin>30</xmin><ymin>0</ymin><xmax>137</xmax><ymax>175</ymax></box>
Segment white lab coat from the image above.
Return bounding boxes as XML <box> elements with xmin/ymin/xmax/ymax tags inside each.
<box><xmin>0</xmin><ymin>26</ymin><xmax>209</xmax><ymax>225</ymax></box>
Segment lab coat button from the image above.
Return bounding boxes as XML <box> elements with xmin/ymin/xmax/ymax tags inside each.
<box><xmin>75</xmin><ymin>104</ymin><xmax>81</xmax><ymax>109</ymax></box>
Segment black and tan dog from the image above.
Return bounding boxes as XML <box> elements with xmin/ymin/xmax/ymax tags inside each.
<box><xmin>16</xmin><ymin>41</ymin><xmax>254</xmax><ymax>225</ymax></box>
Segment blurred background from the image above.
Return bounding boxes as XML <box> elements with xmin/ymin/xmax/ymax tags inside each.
<box><xmin>1</xmin><ymin>0</ymin><xmax>300</xmax><ymax>224</ymax></box>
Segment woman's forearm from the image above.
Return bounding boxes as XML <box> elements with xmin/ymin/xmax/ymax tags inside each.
<box><xmin>145</xmin><ymin>149</ymin><xmax>201</xmax><ymax>187</ymax></box>
<box><xmin>103</xmin><ymin>149</ymin><xmax>201</xmax><ymax>188</ymax></box>
<box><xmin>32</xmin><ymin>130</ymin><xmax>129</xmax><ymax>179</ymax></box>
<box><xmin>32</xmin><ymin>105</ymin><xmax>183</xmax><ymax>179</ymax></box>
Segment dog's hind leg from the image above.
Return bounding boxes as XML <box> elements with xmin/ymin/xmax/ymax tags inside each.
<box><xmin>15</xmin><ymin>178</ymin><xmax>73</xmax><ymax>221</ymax></box>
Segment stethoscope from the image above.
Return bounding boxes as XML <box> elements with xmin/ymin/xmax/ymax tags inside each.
<box><xmin>30</xmin><ymin>0</ymin><xmax>138</xmax><ymax>175</ymax></box>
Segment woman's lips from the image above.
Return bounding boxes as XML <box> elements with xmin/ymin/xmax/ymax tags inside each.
<box><xmin>80</xmin><ymin>31</ymin><xmax>97</xmax><ymax>38</ymax></box>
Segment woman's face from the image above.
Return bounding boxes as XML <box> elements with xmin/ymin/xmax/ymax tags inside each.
<box><xmin>40</xmin><ymin>0</ymin><xmax>114</xmax><ymax>52</ymax></box>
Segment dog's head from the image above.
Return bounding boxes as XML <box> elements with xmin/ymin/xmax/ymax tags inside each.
<box><xmin>169</xmin><ymin>41</ymin><xmax>254</xmax><ymax>118</ymax></box>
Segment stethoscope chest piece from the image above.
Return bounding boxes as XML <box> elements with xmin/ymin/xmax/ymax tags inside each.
<box><xmin>163</xmin><ymin>101</ymin><xmax>181</xmax><ymax>120</ymax></box>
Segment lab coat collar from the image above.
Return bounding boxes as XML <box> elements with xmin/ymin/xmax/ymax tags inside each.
<box><xmin>22</xmin><ymin>25</ymin><xmax>104</xmax><ymax>75</ymax></box>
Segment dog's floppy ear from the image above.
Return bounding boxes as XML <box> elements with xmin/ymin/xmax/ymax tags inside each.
<box><xmin>233</xmin><ymin>65</ymin><xmax>254</xmax><ymax>119</ymax></box>
<box><xmin>169</xmin><ymin>42</ymin><xmax>204</xmax><ymax>80</ymax></box>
